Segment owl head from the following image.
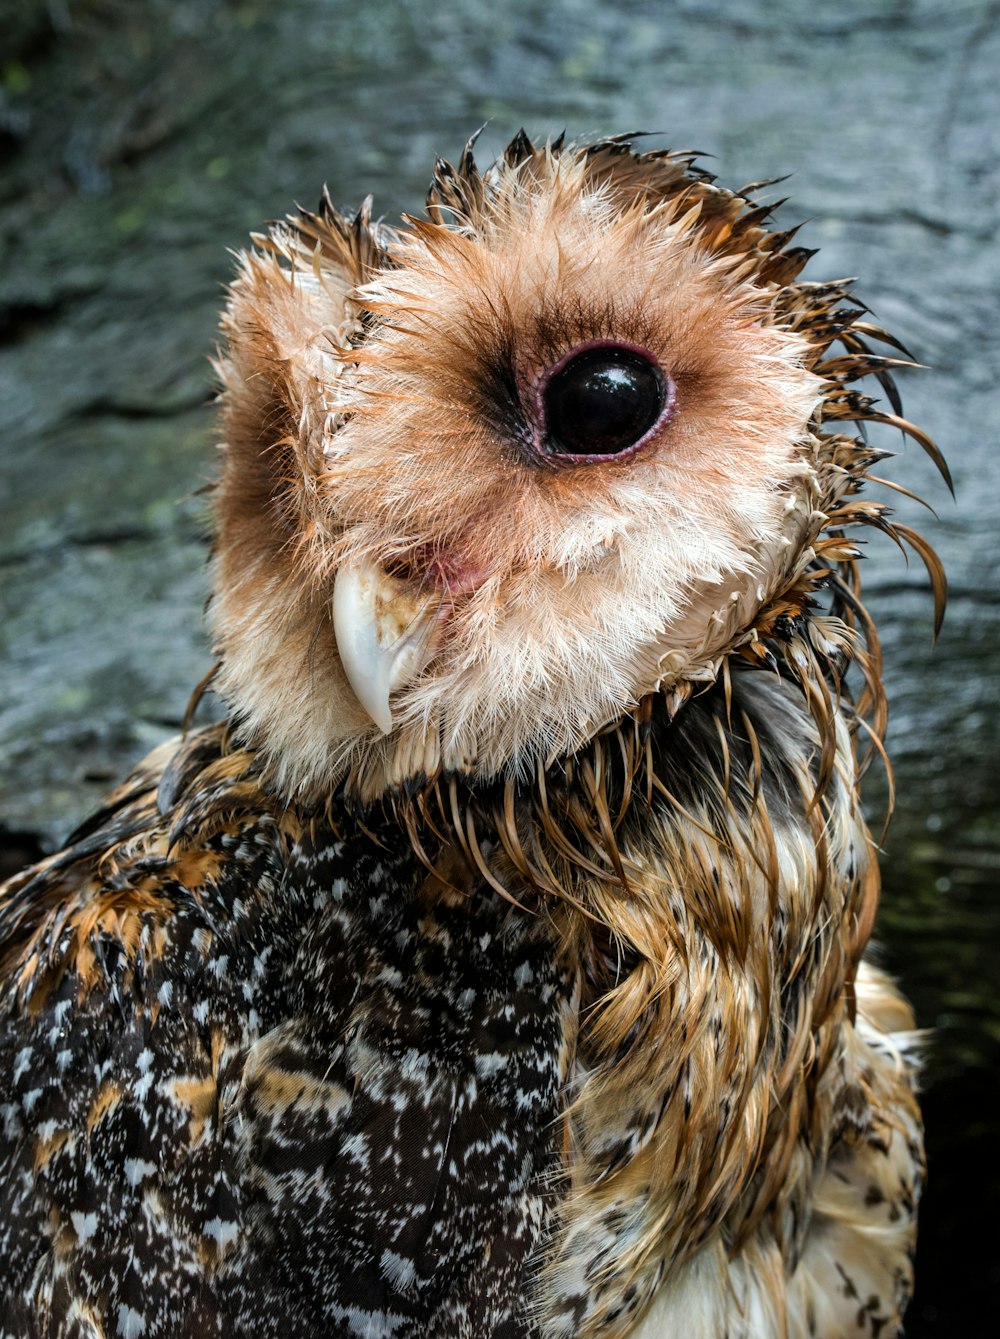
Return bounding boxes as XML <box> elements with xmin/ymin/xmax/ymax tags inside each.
<box><xmin>210</xmin><ymin>131</ymin><xmax>944</xmax><ymax>809</ymax></box>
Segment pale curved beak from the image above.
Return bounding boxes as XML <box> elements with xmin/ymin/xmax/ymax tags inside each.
<box><xmin>332</xmin><ymin>559</ymin><xmax>437</xmax><ymax>734</ymax></box>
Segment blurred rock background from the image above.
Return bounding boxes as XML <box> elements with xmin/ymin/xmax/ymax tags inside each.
<box><xmin>1</xmin><ymin>0</ymin><xmax>996</xmax><ymax>1332</ymax></box>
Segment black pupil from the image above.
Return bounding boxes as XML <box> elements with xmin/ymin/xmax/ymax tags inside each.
<box><xmin>543</xmin><ymin>347</ymin><xmax>665</xmax><ymax>458</ymax></box>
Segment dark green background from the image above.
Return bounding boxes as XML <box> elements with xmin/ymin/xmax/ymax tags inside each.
<box><xmin>1</xmin><ymin>2</ymin><xmax>997</xmax><ymax>1333</ymax></box>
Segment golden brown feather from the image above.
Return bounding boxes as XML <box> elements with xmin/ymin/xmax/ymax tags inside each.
<box><xmin>0</xmin><ymin>132</ymin><xmax>941</xmax><ymax>1338</ymax></box>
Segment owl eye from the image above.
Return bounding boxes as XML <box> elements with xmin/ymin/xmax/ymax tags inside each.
<box><xmin>541</xmin><ymin>345</ymin><xmax>671</xmax><ymax>461</ymax></box>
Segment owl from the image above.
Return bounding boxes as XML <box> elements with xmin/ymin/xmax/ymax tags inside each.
<box><xmin>0</xmin><ymin>132</ymin><xmax>945</xmax><ymax>1338</ymax></box>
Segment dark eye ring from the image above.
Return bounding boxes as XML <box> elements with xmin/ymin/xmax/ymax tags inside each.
<box><xmin>534</xmin><ymin>341</ymin><xmax>674</xmax><ymax>463</ymax></box>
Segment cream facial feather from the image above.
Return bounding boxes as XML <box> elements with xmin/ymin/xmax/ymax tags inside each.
<box><xmin>212</xmin><ymin>146</ymin><xmax>826</xmax><ymax>798</ymax></box>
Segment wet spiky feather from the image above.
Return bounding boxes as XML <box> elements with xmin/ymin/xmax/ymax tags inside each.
<box><xmin>0</xmin><ymin>132</ymin><xmax>940</xmax><ymax>1338</ymax></box>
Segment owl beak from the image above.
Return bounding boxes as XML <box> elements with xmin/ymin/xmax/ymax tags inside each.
<box><xmin>332</xmin><ymin>559</ymin><xmax>437</xmax><ymax>734</ymax></box>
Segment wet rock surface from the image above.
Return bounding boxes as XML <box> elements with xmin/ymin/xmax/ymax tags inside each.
<box><xmin>1</xmin><ymin>1</ymin><xmax>997</xmax><ymax>1332</ymax></box>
